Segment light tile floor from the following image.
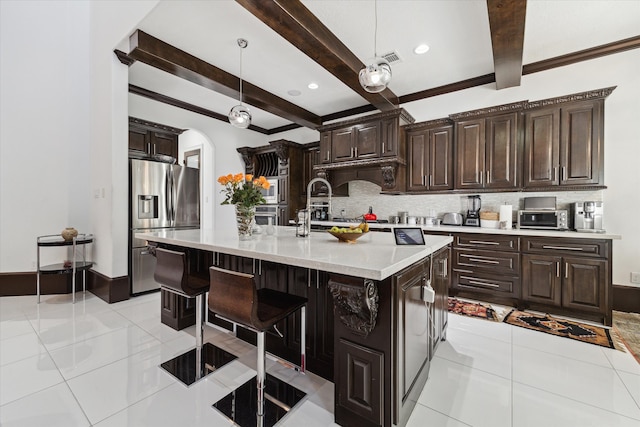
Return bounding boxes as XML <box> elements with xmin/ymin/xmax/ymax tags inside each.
<box><xmin>1</xmin><ymin>292</ymin><xmax>638</xmax><ymax>426</ymax></box>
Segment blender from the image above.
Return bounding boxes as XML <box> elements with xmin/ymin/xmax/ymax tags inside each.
<box><xmin>464</xmin><ymin>195</ymin><xmax>481</xmax><ymax>227</ymax></box>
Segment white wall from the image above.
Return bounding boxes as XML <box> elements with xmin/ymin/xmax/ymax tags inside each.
<box><xmin>1</xmin><ymin>1</ymin><xmax>91</xmax><ymax>270</ymax></box>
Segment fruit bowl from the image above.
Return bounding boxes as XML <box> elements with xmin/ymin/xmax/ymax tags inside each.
<box><xmin>328</xmin><ymin>230</ymin><xmax>368</xmax><ymax>243</ymax></box>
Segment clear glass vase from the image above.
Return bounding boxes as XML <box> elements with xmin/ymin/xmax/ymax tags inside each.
<box><xmin>235</xmin><ymin>205</ymin><xmax>256</xmax><ymax>240</ymax></box>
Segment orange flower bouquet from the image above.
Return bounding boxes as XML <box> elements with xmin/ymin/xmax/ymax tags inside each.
<box><xmin>217</xmin><ymin>173</ymin><xmax>270</xmax><ymax>209</ymax></box>
<box><xmin>218</xmin><ymin>173</ymin><xmax>271</xmax><ymax>240</ymax></box>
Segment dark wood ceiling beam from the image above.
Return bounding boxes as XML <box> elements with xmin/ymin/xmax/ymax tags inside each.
<box><xmin>129</xmin><ymin>84</ymin><xmax>270</xmax><ymax>134</ymax></box>
<box><xmin>128</xmin><ymin>30</ymin><xmax>321</xmax><ymax>129</ymax></box>
<box><xmin>486</xmin><ymin>0</ymin><xmax>527</xmax><ymax>89</ymax></box>
<box><xmin>236</xmin><ymin>0</ymin><xmax>399</xmax><ymax>111</ymax></box>
<box><xmin>523</xmin><ymin>34</ymin><xmax>640</xmax><ymax>75</ymax></box>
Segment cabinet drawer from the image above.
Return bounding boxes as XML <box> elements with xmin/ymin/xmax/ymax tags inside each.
<box><xmin>454</xmin><ymin>234</ymin><xmax>520</xmax><ymax>252</ymax></box>
<box><xmin>453</xmin><ymin>249</ymin><xmax>520</xmax><ymax>275</ymax></box>
<box><xmin>522</xmin><ymin>237</ymin><xmax>608</xmax><ymax>258</ymax></box>
<box><xmin>453</xmin><ymin>271</ymin><xmax>520</xmax><ymax>297</ymax></box>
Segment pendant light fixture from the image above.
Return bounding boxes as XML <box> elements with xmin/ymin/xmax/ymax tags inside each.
<box><xmin>228</xmin><ymin>38</ymin><xmax>251</xmax><ymax>129</ymax></box>
<box><xmin>359</xmin><ymin>0</ymin><xmax>391</xmax><ymax>93</ymax></box>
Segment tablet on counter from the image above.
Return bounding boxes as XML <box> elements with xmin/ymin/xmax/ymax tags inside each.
<box><xmin>393</xmin><ymin>227</ymin><xmax>426</xmax><ymax>245</ymax></box>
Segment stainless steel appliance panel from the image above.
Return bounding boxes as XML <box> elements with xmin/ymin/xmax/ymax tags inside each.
<box><xmin>523</xmin><ymin>196</ymin><xmax>556</xmax><ymax>210</ymax></box>
<box><xmin>130</xmin><ymin>159</ymin><xmax>172</xmax><ymax>229</ymax></box>
<box><xmin>172</xmin><ymin>164</ymin><xmax>200</xmax><ymax>228</ymax></box>
<box><xmin>131</xmin><ymin>246</ymin><xmax>159</xmax><ymax>294</ymax></box>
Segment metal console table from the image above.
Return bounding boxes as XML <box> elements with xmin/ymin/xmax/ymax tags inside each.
<box><xmin>36</xmin><ymin>233</ymin><xmax>93</xmax><ymax>303</ymax></box>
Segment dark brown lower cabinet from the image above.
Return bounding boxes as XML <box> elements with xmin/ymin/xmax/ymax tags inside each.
<box><xmin>522</xmin><ymin>253</ymin><xmax>608</xmax><ymax>318</ymax></box>
<box><xmin>160</xmin><ymin>290</ymin><xmax>196</xmax><ymax>330</ymax></box>
<box><xmin>449</xmin><ymin>233</ymin><xmax>612</xmax><ymax>325</ymax></box>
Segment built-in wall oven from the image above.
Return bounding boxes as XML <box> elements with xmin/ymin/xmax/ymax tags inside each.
<box><xmin>255</xmin><ymin>204</ymin><xmax>278</xmax><ymax>226</ymax></box>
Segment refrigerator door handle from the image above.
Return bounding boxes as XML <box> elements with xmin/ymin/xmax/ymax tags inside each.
<box><xmin>165</xmin><ymin>168</ymin><xmax>172</xmax><ymax>221</ymax></box>
<box><xmin>170</xmin><ymin>168</ymin><xmax>176</xmax><ymax>224</ymax></box>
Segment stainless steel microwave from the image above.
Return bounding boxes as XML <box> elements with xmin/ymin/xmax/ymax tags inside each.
<box><xmin>517</xmin><ymin>210</ymin><xmax>569</xmax><ymax>230</ymax></box>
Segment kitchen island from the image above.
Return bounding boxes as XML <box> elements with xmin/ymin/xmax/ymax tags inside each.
<box><xmin>137</xmin><ymin>226</ymin><xmax>452</xmax><ymax>427</ymax></box>
<box><xmin>307</xmin><ymin>220</ymin><xmax>621</xmax><ymax>325</ymax></box>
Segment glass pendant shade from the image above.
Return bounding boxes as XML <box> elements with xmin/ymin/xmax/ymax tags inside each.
<box><xmin>228</xmin><ymin>38</ymin><xmax>251</xmax><ymax>129</ymax></box>
<box><xmin>359</xmin><ymin>57</ymin><xmax>392</xmax><ymax>93</ymax></box>
<box><xmin>228</xmin><ymin>104</ymin><xmax>251</xmax><ymax>129</ymax></box>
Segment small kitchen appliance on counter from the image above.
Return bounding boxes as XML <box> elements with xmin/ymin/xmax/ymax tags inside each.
<box><xmin>442</xmin><ymin>212</ymin><xmax>463</xmax><ymax>226</ymax></box>
<box><xmin>517</xmin><ymin>196</ymin><xmax>568</xmax><ymax>230</ymax></box>
<box><xmin>463</xmin><ymin>195</ymin><xmax>481</xmax><ymax>227</ymax></box>
<box><xmin>571</xmin><ymin>201</ymin><xmax>605</xmax><ymax>233</ymax></box>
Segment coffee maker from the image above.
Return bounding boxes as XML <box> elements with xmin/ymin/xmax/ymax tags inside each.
<box><xmin>464</xmin><ymin>195</ymin><xmax>481</xmax><ymax>227</ymax></box>
<box><xmin>572</xmin><ymin>201</ymin><xmax>605</xmax><ymax>232</ymax></box>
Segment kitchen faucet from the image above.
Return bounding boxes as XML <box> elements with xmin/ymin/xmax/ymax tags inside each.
<box><xmin>303</xmin><ymin>177</ymin><xmax>333</xmax><ymax>235</ymax></box>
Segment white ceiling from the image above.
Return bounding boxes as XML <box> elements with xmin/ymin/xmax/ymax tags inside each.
<box><xmin>127</xmin><ymin>0</ymin><xmax>640</xmax><ymax>130</ymax></box>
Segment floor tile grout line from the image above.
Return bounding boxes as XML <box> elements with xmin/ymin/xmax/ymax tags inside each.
<box><xmin>412</xmin><ymin>401</ymin><xmax>474</xmax><ymax>427</ymax></box>
<box><xmin>612</xmin><ymin>366</ymin><xmax>640</xmax><ymax>411</ymax></box>
<box><xmin>432</xmin><ymin>354</ymin><xmax>512</xmax><ymax>381</ymax></box>
<box><xmin>511</xmin><ymin>378</ymin><xmax>640</xmax><ymax>421</ymax></box>
<box><xmin>510</xmin><ymin>338</ymin><xmax>624</xmax><ymax>371</ymax></box>
<box><xmin>510</xmin><ymin>321</ymin><xmax>514</xmax><ymax>427</ymax></box>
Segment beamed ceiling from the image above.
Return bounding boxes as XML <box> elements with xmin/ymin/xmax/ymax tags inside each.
<box><xmin>122</xmin><ymin>0</ymin><xmax>640</xmax><ymax>133</ymax></box>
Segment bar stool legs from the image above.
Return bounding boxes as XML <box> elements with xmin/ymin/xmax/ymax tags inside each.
<box><xmin>160</xmin><ymin>292</ymin><xmax>237</xmax><ymax>386</ymax></box>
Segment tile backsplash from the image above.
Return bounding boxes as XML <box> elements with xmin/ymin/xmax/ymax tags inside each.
<box><xmin>325</xmin><ymin>180</ymin><xmax>603</xmax><ymax>221</ymax></box>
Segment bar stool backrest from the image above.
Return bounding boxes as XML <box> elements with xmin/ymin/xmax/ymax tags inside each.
<box><xmin>154</xmin><ymin>247</ymin><xmax>208</xmax><ymax>297</ymax></box>
<box><xmin>209</xmin><ymin>266</ymin><xmax>258</xmax><ymax>329</ymax></box>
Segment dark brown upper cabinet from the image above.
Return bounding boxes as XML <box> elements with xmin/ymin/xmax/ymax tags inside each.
<box><xmin>524</xmin><ymin>90</ymin><xmax>609</xmax><ymax>189</ymax></box>
<box><xmin>452</xmin><ymin>104</ymin><xmax>522</xmax><ymax>191</ymax></box>
<box><xmin>329</xmin><ymin>121</ymin><xmax>380</xmax><ymax>163</ymax></box>
<box><xmin>128</xmin><ymin>117</ymin><xmax>183</xmax><ymax>161</ymax></box>
<box><xmin>405</xmin><ymin>119</ymin><xmax>454</xmax><ymax>192</ymax></box>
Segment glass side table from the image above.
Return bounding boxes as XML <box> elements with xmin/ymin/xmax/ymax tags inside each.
<box><xmin>36</xmin><ymin>233</ymin><xmax>94</xmax><ymax>303</ymax></box>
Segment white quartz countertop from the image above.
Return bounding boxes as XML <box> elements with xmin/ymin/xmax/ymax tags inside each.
<box><xmin>310</xmin><ymin>220</ymin><xmax>621</xmax><ymax>240</ymax></box>
<box><xmin>136</xmin><ymin>227</ymin><xmax>453</xmax><ymax>281</ymax></box>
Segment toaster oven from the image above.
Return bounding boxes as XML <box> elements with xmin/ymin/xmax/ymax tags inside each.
<box><xmin>517</xmin><ymin>210</ymin><xmax>568</xmax><ymax>230</ymax></box>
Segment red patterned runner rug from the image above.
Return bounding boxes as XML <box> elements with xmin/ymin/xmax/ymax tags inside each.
<box><xmin>503</xmin><ymin>310</ymin><xmax>621</xmax><ymax>350</ymax></box>
<box><xmin>448</xmin><ymin>297</ymin><xmax>499</xmax><ymax>321</ymax></box>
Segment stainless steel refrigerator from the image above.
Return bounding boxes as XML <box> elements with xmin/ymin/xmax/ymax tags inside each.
<box><xmin>129</xmin><ymin>159</ymin><xmax>200</xmax><ymax>295</ymax></box>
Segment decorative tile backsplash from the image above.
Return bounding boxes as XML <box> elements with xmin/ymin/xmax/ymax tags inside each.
<box><xmin>327</xmin><ymin>180</ymin><xmax>603</xmax><ymax>221</ymax></box>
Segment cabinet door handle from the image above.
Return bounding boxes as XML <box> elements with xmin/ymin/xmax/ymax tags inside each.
<box><xmin>429</xmin><ymin>175</ymin><xmax>433</xmax><ymax>186</ymax></box>
<box><xmin>542</xmin><ymin>245</ymin><xmax>583</xmax><ymax>251</ymax></box>
<box><xmin>467</xmin><ymin>257</ymin><xmax>500</xmax><ymax>265</ymax></box>
<box><xmin>325</xmin><ymin>150</ymin><xmax>330</xmax><ymax>162</ymax></box>
<box><xmin>486</xmin><ymin>170</ymin><xmax>490</xmax><ymax>183</ymax></box>
<box><xmin>354</xmin><ymin>147</ymin><xmax>358</xmax><ymax>157</ymax></box>
<box><xmin>467</xmin><ymin>279</ymin><xmax>500</xmax><ymax>288</ymax></box>
<box><xmin>479</xmin><ymin>171</ymin><xmax>483</xmax><ymax>184</ymax></box>
<box><xmin>469</xmin><ymin>240</ymin><xmax>500</xmax><ymax>245</ymax></box>
<box><xmin>382</xmin><ymin>142</ymin><xmax>385</xmax><ymax>153</ymax></box>
<box><xmin>565</xmin><ymin>262</ymin><xmax>569</xmax><ymax>279</ymax></box>
<box><xmin>454</xmin><ymin>268</ymin><xmax>473</xmax><ymax>274</ymax></box>
<box><xmin>553</xmin><ymin>167</ymin><xmax>558</xmax><ymax>182</ymax></box>
<box><xmin>307</xmin><ymin>269</ymin><xmax>311</xmax><ymax>288</ymax></box>
<box><xmin>562</xmin><ymin>166</ymin><xmax>567</xmax><ymax>181</ymax></box>
<box><xmin>556</xmin><ymin>262</ymin><xmax>560</xmax><ymax>277</ymax></box>
<box><xmin>443</xmin><ymin>259</ymin><xmax>447</xmax><ymax>278</ymax></box>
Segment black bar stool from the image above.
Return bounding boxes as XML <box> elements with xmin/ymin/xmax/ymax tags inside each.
<box><xmin>154</xmin><ymin>247</ymin><xmax>236</xmax><ymax>386</ymax></box>
<box><xmin>208</xmin><ymin>266</ymin><xmax>308</xmax><ymax>427</ymax></box>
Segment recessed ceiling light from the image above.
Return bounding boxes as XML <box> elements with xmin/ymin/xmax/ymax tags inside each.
<box><xmin>414</xmin><ymin>44</ymin><xmax>430</xmax><ymax>55</ymax></box>
<box><xmin>308</xmin><ymin>83</ymin><xmax>319</xmax><ymax>90</ymax></box>
<box><xmin>287</xmin><ymin>89</ymin><xmax>302</xmax><ymax>96</ymax></box>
